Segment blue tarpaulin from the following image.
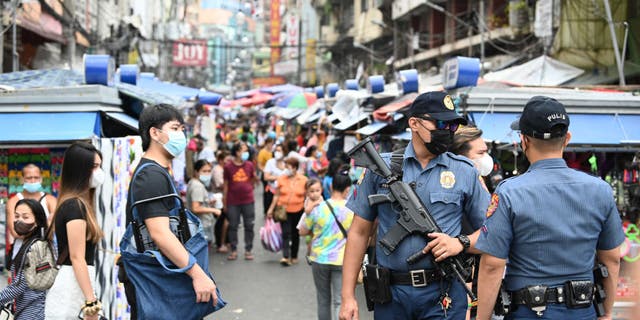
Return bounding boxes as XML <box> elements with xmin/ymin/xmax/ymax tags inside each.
<box><xmin>0</xmin><ymin>112</ymin><xmax>100</xmax><ymax>142</ymax></box>
<box><xmin>470</xmin><ymin>112</ymin><xmax>639</xmax><ymax>145</ymax></box>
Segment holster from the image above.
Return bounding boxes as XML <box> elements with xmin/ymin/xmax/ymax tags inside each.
<box><xmin>493</xmin><ymin>281</ymin><xmax>512</xmax><ymax>316</ymax></box>
<box><xmin>564</xmin><ymin>280</ymin><xmax>594</xmax><ymax>309</ymax></box>
<box><xmin>362</xmin><ymin>264</ymin><xmax>392</xmax><ymax>308</ymax></box>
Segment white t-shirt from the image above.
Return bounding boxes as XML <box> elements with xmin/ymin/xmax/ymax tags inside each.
<box><xmin>264</xmin><ymin>158</ymin><xmax>285</xmax><ymax>190</ymax></box>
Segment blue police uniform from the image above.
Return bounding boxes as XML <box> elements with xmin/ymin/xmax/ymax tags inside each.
<box><xmin>347</xmin><ymin>142</ymin><xmax>490</xmax><ymax>319</ymax></box>
<box><xmin>476</xmin><ymin>158</ymin><xmax>625</xmax><ymax>319</ymax></box>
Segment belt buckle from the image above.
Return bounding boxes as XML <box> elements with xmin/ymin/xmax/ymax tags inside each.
<box><xmin>410</xmin><ymin>269</ymin><xmax>427</xmax><ymax>287</ymax></box>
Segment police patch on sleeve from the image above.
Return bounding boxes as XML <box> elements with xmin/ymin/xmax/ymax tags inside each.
<box><xmin>486</xmin><ymin>193</ymin><xmax>499</xmax><ymax>218</ymax></box>
<box><xmin>440</xmin><ymin>171</ymin><xmax>455</xmax><ymax>189</ymax></box>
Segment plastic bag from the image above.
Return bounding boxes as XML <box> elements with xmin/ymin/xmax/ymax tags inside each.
<box><xmin>260</xmin><ymin>218</ymin><xmax>283</xmax><ymax>252</ymax></box>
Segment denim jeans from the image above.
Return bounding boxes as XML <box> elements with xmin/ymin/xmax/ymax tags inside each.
<box><xmin>227</xmin><ymin>203</ymin><xmax>255</xmax><ymax>252</ymax></box>
<box><xmin>311</xmin><ymin>262</ymin><xmax>343</xmax><ymax>320</ymax></box>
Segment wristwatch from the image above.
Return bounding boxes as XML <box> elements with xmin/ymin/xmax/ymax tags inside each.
<box><xmin>456</xmin><ymin>234</ymin><xmax>470</xmax><ymax>253</ymax></box>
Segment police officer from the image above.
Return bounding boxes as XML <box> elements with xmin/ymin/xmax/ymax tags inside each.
<box><xmin>339</xmin><ymin>92</ymin><xmax>490</xmax><ymax>320</ymax></box>
<box><xmin>475</xmin><ymin>96</ymin><xmax>625</xmax><ymax>320</ymax></box>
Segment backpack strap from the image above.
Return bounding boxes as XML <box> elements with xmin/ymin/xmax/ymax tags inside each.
<box><xmin>389</xmin><ymin>148</ymin><xmax>405</xmax><ymax>180</ymax></box>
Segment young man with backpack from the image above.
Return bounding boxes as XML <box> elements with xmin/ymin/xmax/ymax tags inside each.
<box><xmin>122</xmin><ymin>104</ymin><xmax>219</xmax><ymax>318</ymax></box>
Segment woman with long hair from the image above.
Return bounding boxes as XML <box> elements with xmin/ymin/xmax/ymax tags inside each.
<box><xmin>0</xmin><ymin>199</ymin><xmax>49</xmax><ymax>319</ymax></box>
<box><xmin>45</xmin><ymin>142</ymin><xmax>104</xmax><ymax>320</ymax></box>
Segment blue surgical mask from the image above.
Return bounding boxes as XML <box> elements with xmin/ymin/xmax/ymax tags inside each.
<box><xmin>199</xmin><ymin>174</ymin><xmax>212</xmax><ymax>186</ymax></box>
<box><xmin>241</xmin><ymin>151</ymin><xmax>250</xmax><ymax>161</ymax></box>
<box><xmin>22</xmin><ymin>182</ymin><xmax>41</xmax><ymax>193</ymax></box>
<box><xmin>162</xmin><ymin>130</ymin><xmax>187</xmax><ymax>157</ymax></box>
<box><xmin>316</xmin><ymin>151</ymin><xmax>323</xmax><ymax>158</ymax></box>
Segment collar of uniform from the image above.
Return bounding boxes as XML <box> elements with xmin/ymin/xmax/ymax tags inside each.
<box><xmin>403</xmin><ymin>142</ymin><xmax>449</xmax><ymax>170</ymax></box>
<box><xmin>527</xmin><ymin>158</ymin><xmax>567</xmax><ymax>172</ymax></box>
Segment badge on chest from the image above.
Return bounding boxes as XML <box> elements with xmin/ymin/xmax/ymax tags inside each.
<box><xmin>440</xmin><ymin>171</ymin><xmax>456</xmax><ymax>189</ymax></box>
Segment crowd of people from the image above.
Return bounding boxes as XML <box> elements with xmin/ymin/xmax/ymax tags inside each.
<box><xmin>0</xmin><ymin>91</ymin><xmax>629</xmax><ymax>320</ymax></box>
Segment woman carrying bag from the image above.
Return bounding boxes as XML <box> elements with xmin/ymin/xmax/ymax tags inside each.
<box><xmin>267</xmin><ymin>157</ymin><xmax>307</xmax><ymax>266</ymax></box>
<box><xmin>299</xmin><ymin>165</ymin><xmax>354</xmax><ymax>320</ymax></box>
<box><xmin>0</xmin><ymin>199</ymin><xmax>50</xmax><ymax>320</ymax></box>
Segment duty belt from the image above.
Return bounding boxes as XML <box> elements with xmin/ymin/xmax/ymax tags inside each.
<box><xmin>390</xmin><ymin>269</ymin><xmax>441</xmax><ymax>287</ymax></box>
<box><xmin>511</xmin><ymin>286</ymin><xmax>566</xmax><ymax>305</ymax></box>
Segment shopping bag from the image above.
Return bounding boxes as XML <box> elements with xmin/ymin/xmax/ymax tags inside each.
<box><xmin>120</xmin><ymin>163</ymin><xmax>226</xmax><ymax>320</ymax></box>
<box><xmin>260</xmin><ymin>218</ymin><xmax>282</xmax><ymax>252</ymax></box>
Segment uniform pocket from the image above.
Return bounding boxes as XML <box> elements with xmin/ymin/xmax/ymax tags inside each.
<box><xmin>429</xmin><ymin>192</ymin><xmax>462</xmax><ymax>206</ymax></box>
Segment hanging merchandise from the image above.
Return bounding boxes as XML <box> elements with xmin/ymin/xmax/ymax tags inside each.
<box><xmin>1</xmin><ymin>148</ymin><xmax>65</xmax><ymax>201</ymax></box>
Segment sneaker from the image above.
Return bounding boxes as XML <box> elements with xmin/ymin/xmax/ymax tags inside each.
<box><xmin>245</xmin><ymin>252</ymin><xmax>254</xmax><ymax>261</ymax></box>
<box><xmin>290</xmin><ymin>258</ymin><xmax>299</xmax><ymax>265</ymax></box>
<box><xmin>227</xmin><ymin>251</ymin><xmax>238</xmax><ymax>261</ymax></box>
<box><xmin>217</xmin><ymin>244</ymin><xmax>229</xmax><ymax>253</ymax></box>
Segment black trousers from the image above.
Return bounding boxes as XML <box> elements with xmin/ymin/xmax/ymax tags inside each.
<box><xmin>214</xmin><ymin>211</ymin><xmax>229</xmax><ymax>247</ymax></box>
<box><xmin>263</xmin><ymin>189</ymin><xmax>274</xmax><ymax>216</ymax></box>
<box><xmin>282</xmin><ymin>210</ymin><xmax>303</xmax><ymax>259</ymax></box>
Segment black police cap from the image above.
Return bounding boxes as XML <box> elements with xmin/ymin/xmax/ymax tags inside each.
<box><xmin>401</xmin><ymin>91</ymin><xmax>467</xmax><ymax>125</ymax></box>
<box><xmin>511</xmin><ymin>96</ymin><xmax>569</xmax><ymax>139</ymax></box>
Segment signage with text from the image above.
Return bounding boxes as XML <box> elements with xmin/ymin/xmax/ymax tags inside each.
<box><xmin>172</xmin><ymin>40</ymin><xmax>208</xmax><ymax>67</ymax></box>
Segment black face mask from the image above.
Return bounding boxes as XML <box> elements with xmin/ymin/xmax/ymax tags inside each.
<box><xmin>424</xmin><ymin>129</ymin><xmax>454</xmax><ymax>155</ymax></box>
<box><xmin>14</xmin><ymin>220</ymin><xmax>36</xmax><ymax>236</ymax></box>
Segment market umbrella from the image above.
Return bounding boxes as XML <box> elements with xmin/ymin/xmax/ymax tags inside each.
<box><xmin>276</xmin><ymin>92</ymin><xmax>317</xmax><ymax>109</ymax></box>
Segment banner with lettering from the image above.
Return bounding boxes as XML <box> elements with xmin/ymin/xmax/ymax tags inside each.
<box><xmin>172</xmin><ymin>40</ymin><xmax>208</xmax><ymax>67</ymax></box>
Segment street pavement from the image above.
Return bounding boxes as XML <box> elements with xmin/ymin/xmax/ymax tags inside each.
<box><xmin>205</xmin><ymin>187</ymin><xmax>373</xmax><ymax>320</ymax></box>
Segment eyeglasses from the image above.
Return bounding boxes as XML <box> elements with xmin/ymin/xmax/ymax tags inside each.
<box><xmin>416</xmin><ymin>116</ymin><xmax>460</xmax><ymax>132</ymax></box>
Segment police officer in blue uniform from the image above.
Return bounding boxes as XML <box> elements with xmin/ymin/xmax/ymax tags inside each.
<box><xmin>339</xmin><ymin>92</ymin><xmax>491</xmax><ymax>320</ymax></box>
<box><xmin>475</xmin><ymin>96</ymin><xmax>625</xmax><ymax>320</ymax></box>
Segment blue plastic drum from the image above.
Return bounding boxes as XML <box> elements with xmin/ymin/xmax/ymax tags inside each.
<box><xmin>368</xmin><ymin>75</ymin><xmax>385</xmax><ymax>94</ymax></box>
<box><xmin>443</xmin><ymin>56</ymin><xmax>480</xmax><ymax>89</ymax></box>
<box><xmin>327</xmin><ymin>83</ymin><xmax>340</xmax><ymax>97</ymax></box>
<box><xmin>345</xmin><ymin>79</ymin><xmax>359</xmax><ymax>90</ymax></box>
<box><xmin>398</xmin><ymin>69</ymin><xmax>419</xmax><ymax>94</ymax></box>
<box><xmin>119</xmin><ymin>64</ymin><xmax>139</xmax><ymax>85</ymax></box>
<box><xmin>315</xmin><ymin>86</ymin><xmax>324</xmax><ymax>98</ymax></box>
<box><xmin>84</xmin><ymin>54</ymin><xmax>115</xmax><ymax>86</ymax></box>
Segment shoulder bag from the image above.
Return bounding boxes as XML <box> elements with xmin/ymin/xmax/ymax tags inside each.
<box><xmin>119</xmin><ymin>162</ymin><xmax>226</xmax><ymax>319</ymax></box>
<box><xmin>325</xmin><ymin>200</ymin><xmax>348</xmax><ymax>239</ymax></box>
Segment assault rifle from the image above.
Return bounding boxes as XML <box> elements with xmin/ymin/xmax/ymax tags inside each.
<box><xmin>347</xmin><ymin>137</ymin><xmax>475</xmax><ymax>300</ymax></box>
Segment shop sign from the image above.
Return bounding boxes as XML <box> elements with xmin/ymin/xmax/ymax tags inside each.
<box><xmin>172</xmin><ymin>40</ymin><xmax>207</xmax><ymax>67</ymax></box>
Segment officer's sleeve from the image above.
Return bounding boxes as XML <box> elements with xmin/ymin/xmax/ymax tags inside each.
<box><xmin>346</xmin><ymin>169</ymin><xmax>378</xmax><ymax>221</ymax></box>
<box><xmin>463</xmin><ymin>174</ymin><xmax>491</xmax><ymax>230</ymax></box>
<box><xmin>475</xmin><ymin>190</ymin><xmax>513</xmax><ymax>259</ymax></box>
<box><xmin>597</xmin><ymin>197</ymin><xmax>625</xmax><ymax>250</ymax></box>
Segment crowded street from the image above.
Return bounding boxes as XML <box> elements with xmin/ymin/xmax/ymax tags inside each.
<box><xmin>1</xmin><ymin>1</ymin><xmax>640</xmax><ymax>320</ymax></box>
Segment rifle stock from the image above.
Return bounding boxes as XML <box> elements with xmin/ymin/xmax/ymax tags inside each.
<box><xmin>348</xmin><ymin>137</ymin><xmax>476</xmax><ymax>300</ymax></box>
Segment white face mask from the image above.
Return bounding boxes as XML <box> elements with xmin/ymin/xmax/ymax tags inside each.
<box><xmin>90</xmin><ymin>168</ymin><xmax>105</xmax><ymax>189</ymax></box>
<box><xmin>274</xmin><ymin>151</ymin><xmax>284</xmax><ymax>160</ymax></box>
<box><xmin>473</xmin><ymin>153</ymin><xmax>494</xmax><ymax>176</ymax></box>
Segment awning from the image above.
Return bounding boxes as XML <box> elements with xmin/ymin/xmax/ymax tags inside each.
<box><xmin>373</xmin><ymin>92</ymin><xmax>419</xmax><ymax>121</ymax></box>
<box><xmin>482</xmin><ymin>55</ymin><xmax>584</xmax><ymax>86</ymax></box>
<box><xmin>334</xmin><ymin>113</ymin><xmax>369</xmax><ymax>131</ymax></box>
<box><xmin>279</xmin><ymin>108</ymin><xmax>305</xmax><ymax>120</ymax></box>
<box><xmin>305</xmin><ymin>110</ymin><xmax>325</xmax><ymax>124</ymax></box>
<box><xmin>356</xmin><ymin>122</ymin><xmax>389</xmax><ymax>136</ymax></box>
<box><xmin>0</xmin><ymin>112</ymin><xmax>99</xmax><ymax>143</ymax></box>
<box><xmin>470</xmin><ymin>112</ymin><xmax>635</xmax><ymax>145</ymax></box>
<box><xmin>105</xmin><ymin>112</ymin><xmax>138</xmax><ymax>131</ymax></box>
<box><xmin>618</xmin><ymin>115</ymin><xmax>640</xmax><ymax>144</ymax></box>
